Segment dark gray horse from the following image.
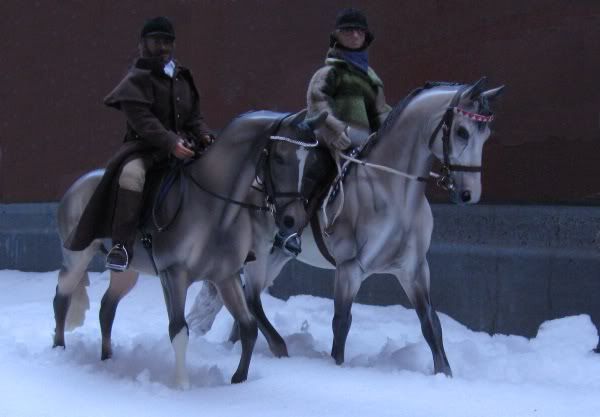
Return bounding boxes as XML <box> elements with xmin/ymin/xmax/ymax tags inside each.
<box><xmin>190</xmin><ymin>79</ymin><xmax>504</xmax><ymax>377</ymax></box>
<box><xmin>52</xmin><ymin>109</ymin><xmax>325</xmax><ymax>388</ymax></box>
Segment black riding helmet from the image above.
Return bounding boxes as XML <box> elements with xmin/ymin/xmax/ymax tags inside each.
<box><xmin>141</xmin><ymin>16</ymin><xmax>176</xmax><ymax>40</ymax></box>
<box><xmin>329</xmin><ymin>8</ymin><xmax>374</xmax><ymax>49</ymax></box>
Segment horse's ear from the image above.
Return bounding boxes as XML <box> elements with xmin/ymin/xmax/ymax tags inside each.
<box><xmin>481</xmin><ymin>85</ymin><xmax>505</xmax><ymax>101</ymax></box>
<box><xmin>461</xmin><ymin>76</ymin><xmax>488</xmax><ymax>100</ymax></box>
<box><xmin>305</xmin><ymin>111</ymin><xmax>328</xmax><ymax>130</ymax></box>
<box><xmin>289</xmin><ymin>109</ymin><xmax>308</xmax><ymax>125</ymax></box>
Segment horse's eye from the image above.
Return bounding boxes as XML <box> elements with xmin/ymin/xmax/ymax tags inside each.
<box><xmin>456</xmin><ymin>126</ymin><xmax>470</xmax><ymax>141</ymax></box>
<box><xmin>273</xmin><ymin>155</ymin><xmax>285</xmax><ymax>164</ymax></box>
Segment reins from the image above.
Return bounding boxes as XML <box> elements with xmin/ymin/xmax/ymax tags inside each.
<box><xmin>180</xmin><ymin>114</ymin><xmax>296</xmax><ymax>216</ymax></box>
<box><xmin>184</xmin><ymin>168</ymin><xmax>273</xmax><ymax>213</ymax></box>
<box><xmin>335</xmin><ymin>84</ymin><xmax>491</xmax><ymax>192</ymax></box>
<box><xmin>151</xmin><ymin>113</ymin><xmax>298</xmax><ymax>233</ymax></box>
<box><xmin>337</xmin><ymin>145</ymin><xmax>431</xmax><ymax>183</ymax></box>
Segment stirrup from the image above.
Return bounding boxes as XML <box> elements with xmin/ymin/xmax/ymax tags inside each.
<box><xmin>105</xmin><ymin>243</ymin><xmax>129</xmax><ymax>272</ymax></box>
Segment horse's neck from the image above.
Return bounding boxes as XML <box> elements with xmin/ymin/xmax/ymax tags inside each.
<box><xmin>186</xmin><ymin>116</ymin><xmax>273</xmax><ymax>230</ymax></box>
<box><xmin>364</xmin><ymin>88</ymin><xmax>455</xmax><ymax>200</ymax></box>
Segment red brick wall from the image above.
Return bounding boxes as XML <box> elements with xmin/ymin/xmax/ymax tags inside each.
<box><xmin>2</xmin><ymin>0</ymin><xmax>599</xmax><ymax>203</ymax></box>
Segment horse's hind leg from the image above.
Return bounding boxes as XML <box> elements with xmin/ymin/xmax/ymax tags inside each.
<box><xmin>160</xmin><ymin>266</ymin><xmax>192</xmax><ymax>389</ymax></box>
<box><xmin>53</xmin><ymin>244</ymin><xmax>97</xmax><ymax>348</ymax></box>
<box><xmin>99</xmin><ymin>269</ymin><xmax>139</xmax><ymax>360</ymax></box>
<box><xmin>215</xmin><ymin>276</ymin><xmax>258</xmax><ymax>384</ymax></box>
<box><xmin>394</xmin><ymin>262</ymin><xmax>452</xmax><ymax>376</ymax></box>
<box><xmin>331</xmin><ymin>260</ymin><xmax>363</xmax><ymax>365</ymax></box>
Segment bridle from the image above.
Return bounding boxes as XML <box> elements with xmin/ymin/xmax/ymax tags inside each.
<box><xmin>427</xmin><ymin>87</ymin><xmax>494</xmax><ymax>191</ymax></box>
<box><xmin>262</xmin><ymin>119</ymin><xmax>320</xmax><ymax>216</ymax></box>
<box><xmin>163</xmin><ymin>113</ymin><xmax>307</xmax><ymax>222</ymax></box>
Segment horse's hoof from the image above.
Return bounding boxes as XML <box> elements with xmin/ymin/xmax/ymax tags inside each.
<box><xmin>330</xmin><ymin>349</ymin><xmax>344</xmax><ymax>365</ymax></box>
<box><xmin>274</xmin><ymin>350</ymin><xmax>289</xmax><ymax>359</ymax></box>
<box><xmin>175</xmin><ymin>374</ymin><xmax>191</xmax><ymax>390</ymax></box>
<box><xmin>271</xmin><ymin>344</ymin><xmax>289</xmax><ymax>358</ymax></box>
<box><xmin>434</xmin><ymin>366</ymin><xmax>453</xmax><ymax>377</ymax></box>
<box><xmin>101</xmin><ymin>341</ymin><xmax>113</xmax><ymax>360</ymax></box>
<box><xmin>52</xmin><ymin>336</ymin><xmax>65</xmax><ymax>348</ymax></box>
<box><xmin>331</xmin><ymin>354</ymin><xmax>344</xmax><ymax>365</ymax></box>
<box><xmin>231</xmin><ymin>372</ymin><xmax>247</xmax><ymax>384</ymax></box>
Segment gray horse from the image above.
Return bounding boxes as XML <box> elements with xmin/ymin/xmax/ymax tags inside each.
<box><xmin>52</xmin><ymin>109</ymin><xmax>325</xmax><ymax>388</ymax></box>
<box><xmin>190</xmin><ymin>78</ymin><xmax>504</xmax><ymax>376</ymax></box>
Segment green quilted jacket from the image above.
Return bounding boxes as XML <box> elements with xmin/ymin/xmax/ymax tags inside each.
<box><xmin>306</xmin><ymin>48</ymin><xmax>391</xmax><ymax>148</ymax></box>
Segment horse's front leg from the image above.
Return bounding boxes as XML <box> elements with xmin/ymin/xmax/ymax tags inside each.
<box><xmin>394</xmin><ymin>261</ymin><xmax>452</xmax><ymax>376</ymax></box>
<box><xmin>331</xmin><ymin>260</ymin><xmax>363</xmax><ymax>365</ymax></box>
<box><xmin>244</xmin><ymin>255</ymin><xmax>290</xmax><ymax>358</ymax></box>
<box><xmin>215</xmin><ymin>276</ymin><xmax>258</xmax><ymax>384</ymax></box>
<box><xmin>99</xmin><ymin>269</ymin><xmax>139</xmax><ymax>360</ymax></box>
<box><xmin>246</xmin><ymin>286</ymin><xmax>289</xmax><ymax>358</ymax></box>
<box><xmin>160</xmin><ymin>266</ymin><xmax>192</xmax><ymax>389</ymax></box>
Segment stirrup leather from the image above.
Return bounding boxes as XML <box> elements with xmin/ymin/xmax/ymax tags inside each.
<box><xmin>105</xmin><ymin>243</ymin><xmax>130</xmax><ymax>272</ymax></box>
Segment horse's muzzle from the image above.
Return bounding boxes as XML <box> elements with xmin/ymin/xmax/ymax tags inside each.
<box><xmin>450</xmin><ymin>189</ymin><xmax>472</xmax><ymax>205</ymax></box>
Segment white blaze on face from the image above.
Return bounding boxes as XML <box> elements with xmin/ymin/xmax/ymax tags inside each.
<box><xmin>296</xmin><ymin>147</ymin><xmax>309</xmax><ymax>193</ymax></box>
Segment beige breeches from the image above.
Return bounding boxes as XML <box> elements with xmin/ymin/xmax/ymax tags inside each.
<box><xmin>118</xmin><ymin>156</ymin><xmax>152</xmax><ymax>192</ymax></box>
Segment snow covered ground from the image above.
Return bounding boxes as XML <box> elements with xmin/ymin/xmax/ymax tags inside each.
<box><xmin>0</xmin><ymin>269</ymin><xmax>599</xmax><ymax>417</ymax></box>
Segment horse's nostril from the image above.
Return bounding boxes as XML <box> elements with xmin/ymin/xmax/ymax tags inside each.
<box><xmin>283</xmin><ymin>215</ymin><xmax>295</xmax><ymax>229</ymax></box>
<box><xmin>461</xmin><ymin>191</ymin><xmax>471</xmax><ymax>202</ymax></box>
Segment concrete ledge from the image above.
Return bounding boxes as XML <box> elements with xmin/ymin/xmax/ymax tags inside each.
<box><xmin>1</xmin><ymin>203</ymin><xmax>599</xmax><ymax>338</ymax></box>
<box><xmin>269</xmin><ymin>204</ymin><xmax>600</xmax><ymax>337</ymax></box>
<box><xmin>0</xmin><ymin>203</ymin><xmax>104</xmax><ymax>271</ymax></box>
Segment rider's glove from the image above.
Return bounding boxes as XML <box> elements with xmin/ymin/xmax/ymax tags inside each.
<box><xmin>199</xmin><ymin>134</ymin><xmax>215</xmax><ymax>148</ymax></box>
<box><xmin>332</xmin><ymin>129</ymin><xmax>351</xmax><ymax>150</ymax></box>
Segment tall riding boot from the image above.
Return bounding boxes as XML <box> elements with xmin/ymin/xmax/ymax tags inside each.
<box><xmin>105</xmin><ymin>188</ymin><xmax>144</xmax><ymax>272</ymax></box>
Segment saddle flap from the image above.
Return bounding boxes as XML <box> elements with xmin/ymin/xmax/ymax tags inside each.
<box><xmin>140</xmin><ymin>161</ymin><xmax>186</xmax><ymax>232</ymax></box>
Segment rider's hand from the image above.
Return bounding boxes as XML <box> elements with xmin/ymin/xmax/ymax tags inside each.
<box><xmin>172</xmin><ymin>139</ymin><xmax>195</xmax><ymax>160</ymax></box>
<box><xmin>332</xmin><ymin>130</ymin><xmax>351</xmax><ymax>150</ymax></box>
<box><xmin>199</xmin><ymin>134</ymin><xmax>215</xmax><ymax>148</ymax></box>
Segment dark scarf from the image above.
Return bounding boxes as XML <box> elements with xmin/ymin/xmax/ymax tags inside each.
<box><xmin>328</xmin><ymin>47</ymin><xmax>369</xmax><ymax>74</ymax></box>
<box><xmin>339</xmin><ymin>49</ymin><xmax>369</xmax><ymax>74</ymax></box>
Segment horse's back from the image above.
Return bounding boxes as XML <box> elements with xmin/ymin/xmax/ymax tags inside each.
<box><xmin>57</xmin><ymin>170</ymin><xmax>104</xmax><ymax>241</ymax></box>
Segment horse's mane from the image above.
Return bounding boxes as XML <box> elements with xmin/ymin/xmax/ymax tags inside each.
<box><xmin>207</xmin><ymin>110</ymin><xmax>296</xmax><ymax>156</ymax></box>
<box><xmin>378</xmin><ymin>81</ymin><xmax>464</xmax><ymax>138</ymax></box>
<box><xmin>219</xmin><ymin>110</ymin><xmax>287</xmax><ymax>135</ymax></box>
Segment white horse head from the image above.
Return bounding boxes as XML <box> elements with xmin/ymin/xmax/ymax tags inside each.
<box><xmin>426</xmin><ymin>77</ymin><xmax>504</xmax><ymax>204</ymax></box>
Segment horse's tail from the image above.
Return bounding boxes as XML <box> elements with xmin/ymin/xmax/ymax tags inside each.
<box><xmin>56</xmin><ymin>170</ymin><xmax>104</xmax><ymax>331</ymax></box>
<box><xmin>186</xmin><ymin>281</ymin><xmax>223</xmax><ymax>335</ymax></box>
<box><xmin>64</xmin><ymin>272</ymin><xmax>91</xmax><ymax>330</ymax></box>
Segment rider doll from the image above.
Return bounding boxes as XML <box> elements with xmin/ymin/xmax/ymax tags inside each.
<box><xmin>64</xmin><ymin>16</ymin><xmax>214</xmax><ymax>271</ymax></box>
<box><xmin>273</xmin><ymin>8</ymin><xmax>392</xmax><ymax>252</ymax></box>
<box><xmin>306</xmin><ymin>8</ymin><xmax>392</xmax><ymax>151</ymax></box>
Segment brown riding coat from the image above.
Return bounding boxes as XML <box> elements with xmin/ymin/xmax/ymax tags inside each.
<box><xmin>64</xmin><ymin>57</ymin><xmax>212</xmax><ymax>251</ymax></box>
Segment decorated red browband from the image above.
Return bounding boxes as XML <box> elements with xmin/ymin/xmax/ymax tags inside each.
<box><xmin>454</xmin><ymin>107</ymin><xmax>494</xmax><ymax>123</ymax></box>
